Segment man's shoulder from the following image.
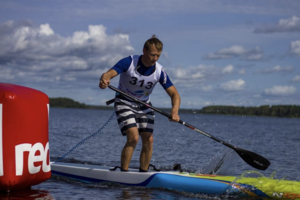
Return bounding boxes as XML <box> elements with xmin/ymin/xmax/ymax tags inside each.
<box><xmin>116</xmin><ymin>56</ymin><xmax>133</xmax><ymax>67</ymax></box>
<box><xmin>112</xmin><ymin>56</ymin><xmax>133</xmax><ymax>73</ymax></box>
<box><xmin>121</xmin><ymin>55</ymin><xmax>133</xmax><ymax>64</ymax></box>
<box><xmin>121</xmin><ymin>55</ymin><xmax>141</xmax><ymax>66</ymax></box>
<box><xmin>132</xmin><ymin>55</ymin><xmax>140</xmax><ymax>59</ymax></box>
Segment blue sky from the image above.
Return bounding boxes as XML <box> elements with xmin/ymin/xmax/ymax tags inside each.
<box><xmin>0</xmin><ymin>0</ymin><xmax>299</xmax><ymax>109</ymax></box>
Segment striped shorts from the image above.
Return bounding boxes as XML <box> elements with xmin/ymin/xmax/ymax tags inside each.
<box><xmin>114</xmin><ymin>97</ymin><xmax>155</xmax><ymax>136</ymax></box>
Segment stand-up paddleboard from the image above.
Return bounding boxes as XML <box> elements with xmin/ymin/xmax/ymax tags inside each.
<box><xmin>51</xmin><ymin>162</ymin><xmax>300</xmax><ymax>199</ymax></box>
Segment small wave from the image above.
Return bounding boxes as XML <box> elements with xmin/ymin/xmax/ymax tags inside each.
<box><xmin>225</xmin><ymin>171</ymin><xmax>300</xmax><ymax>200</ymax></box>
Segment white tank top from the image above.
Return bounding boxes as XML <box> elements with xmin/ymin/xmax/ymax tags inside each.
<box><xmin>118</xmin><ymin>55</ymin><xmax>163</xmax><ymax>101</ymax></box>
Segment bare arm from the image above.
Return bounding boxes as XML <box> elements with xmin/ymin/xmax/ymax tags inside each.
<box><xmin>165</xmin><ymin>85</ymin><xmax>181</xmax><ymax>122</ymax></box>
<box><xmin>99</xmin><ymin>69</ymin><xmax>118</xmax><ymax>89</ymax></box>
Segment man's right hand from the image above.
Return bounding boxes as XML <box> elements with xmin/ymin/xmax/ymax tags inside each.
<box><xmin>99</xmin><ymin>75</ymin><xmax>110</xmax><ymax>89</ymax></box>
<box><xmin>98</xmin><ymin>69</ymin><xmax>118</xmax><ymax>89</ymax></box>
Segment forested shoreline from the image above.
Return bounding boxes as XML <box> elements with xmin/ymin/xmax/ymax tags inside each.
<box><xmin>49</xmin><ymin>98</ymin><xmax>300</xmax><ymax>118</ymax></box>
<box><xmin>199</xmin><ymin>105</ymin><xmax>300</xmax><ymax>118</ymax></box>
<box><xmin>49</xmin><ymin>97</ymin><xmax>112</xmax><ymax>110</ymax></box>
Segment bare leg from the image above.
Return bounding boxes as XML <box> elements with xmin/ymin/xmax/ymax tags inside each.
<box><xmin>121</xmin><ymin>127</ymin><xmax>139</xmax><ymax>171</ymax></box>
<box><xmin>140</xmin><ymin>132</ymin><xmax>154</xmax><ymax>171</ymax></box>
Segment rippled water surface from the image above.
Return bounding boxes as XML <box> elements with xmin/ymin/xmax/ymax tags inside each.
<box><xmin>4</xmin><ymin>108</ymin><xmax>300</xmax><ymax>199</ymax></box>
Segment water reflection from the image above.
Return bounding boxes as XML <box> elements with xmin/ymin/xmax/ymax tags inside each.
<box><xmin>0</xmin><ymin>189</ymin><xmax>54</xmax><ymax>200</ymax></box>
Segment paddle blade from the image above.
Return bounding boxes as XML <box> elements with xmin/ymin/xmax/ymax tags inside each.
<box><xmin>235</xmin><ymin>148</ymin><xmax>270</xmax><ymax>170</ymax></box>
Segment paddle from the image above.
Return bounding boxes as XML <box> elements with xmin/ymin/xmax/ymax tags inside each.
<box><xmin>107</xmin><ymin>85</ymin><xmax>271</xmax><ymax>170</ymax></box>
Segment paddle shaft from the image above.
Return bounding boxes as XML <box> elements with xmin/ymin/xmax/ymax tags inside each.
<box><xmin>107</xmin><ymin>85</ymin><xmax>270</xmax><ymax>170</ymax></box>
<box><xmin>108</xmin><ymin>85</ymin><xmax>234</xmax><ymax>148</ymax></box>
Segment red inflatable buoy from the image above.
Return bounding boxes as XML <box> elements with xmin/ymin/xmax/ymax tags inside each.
<box><xmin>0</xmin><ymin>83</ymin><xmax>51</xmax><ymax>191</ymax></box>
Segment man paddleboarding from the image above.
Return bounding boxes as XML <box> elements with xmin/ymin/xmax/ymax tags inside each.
<box><xmin>99</xmin><ymin>35</ymin><xmax>181</xmax><ymax>172</ymax></box>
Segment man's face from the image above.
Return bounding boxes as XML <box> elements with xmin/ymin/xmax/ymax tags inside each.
<box><xmin>142</xmin><ymin>45</ymin><xmax>162</xmax><ymax>67</ymax></box>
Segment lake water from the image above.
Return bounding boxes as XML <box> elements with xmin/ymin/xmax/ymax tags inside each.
<box><xmin>3</xmin><ymin>108</ymin><xmax>300</xmax><ymax>199</ymax></box>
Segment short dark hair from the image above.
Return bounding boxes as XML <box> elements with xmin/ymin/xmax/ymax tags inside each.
<box><xmin>144</xmin><ymin>35</ymin><xmax>163</xmax><ymax>52</ymax></box>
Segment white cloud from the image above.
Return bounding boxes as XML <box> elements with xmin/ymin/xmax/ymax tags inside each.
<box><xmin>219</xmin><ymin>45</ymin><xmax>246</xmax><ymax>55</ymax></box>
<box><xmin>222</xmin><ymin>65</ymin><xmax>234</xmax><ymax>74</ymax></box>
<box><xmin>220</xmin><ymin>79</ymin><xmax>245</xmax><ymax>91</ymax></box>
<box><xmin>201</xmin><ymin>85</ymin><xmax>213</xmax><ymax>92</ymax></box>
<box><xmin>292</xmin><ymin>75</ymin><xmax>300</xmax><ymax>82</ymax></box>
<box><xmin>290</xmin><ymin>40</ymin><xmax>300</xmax><ymax>57</ymax></box>
<box><xmin>161</xmin><ymin>52</ymin><xmax>169</xmax><ymax>60</ymax></box>
<box><xmin>167</xmin><ymin>64</ymin><xmax>214</xmax><ymax>80</ymax></box>
<box><xmin>166</xmin><ymin>64</ymin><xmax>233</xmax><ymax>88</ymax></box>
<box><xmin>246</xmin><ymin>54</ymin><xmax>263</xmax><ymax>61</ymax></box>
<box><xmin>255</xmin><ymin>65</ymin><xmax>294</xmax><ymax>74</ymax></box>
<box><xmin>254</xmin><ymin>16</ymin><xmax>300</xmax><ymax>33</ymax></box>
<box><xmin>39</xmin><ymin>24</ymin><xmax>54</xmax><ymax>36</ymax></box>
<box><xmin>203</xmin><ymin>45</ymin><xmax>264</xmax><ymax>61</ymax></box>
<box><xmin>203</xmin><ymin>45</ymin><xmax>246</xmax><ymax>59</ymax></box>
<box><xmin>264</xmin><ymin>85</ymin><xmax>296</xmax><ymax>96</ymax></box>
<box><xmin>265</xmin><ymin>99</ymin><xmax>281</xmax><ymax>103</ymax></box>
<box><xmin>239</xmin><ymin>69</ymin><xmax>246</xmax><ymax>75</ymax></box>
<box><xmin>0</xmin><ymin>20</ymin><xmax>134</xmax><ymax>89</ymax></box>
<box><xmin>204</xmin><ymin>101</ymin><xmax>212</xmax><ymax>106</ymax></box>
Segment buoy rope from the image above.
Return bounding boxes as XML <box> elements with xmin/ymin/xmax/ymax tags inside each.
<box><xmin>55</xmin><ymin>111</ymin><xmax>115</xmax><ymax>162</ymax></box>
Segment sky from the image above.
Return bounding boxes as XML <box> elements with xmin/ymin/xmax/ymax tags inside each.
<box><xmin>0</xmin><ymin>0</ymin><xmax>299</xmax><ymax>109</ymax></box>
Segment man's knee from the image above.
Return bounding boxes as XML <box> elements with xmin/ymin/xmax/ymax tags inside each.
<box><xmin>147</xmin><ymin>136</ymin><xmax>154</xmax><ymax>145</ymax></box>
<box><xmin>126</xmin><ymin>128</ymin><xmax>139</xmax><ymax>146</ymax></box>
<box><xmin>141</xmin><ymin>133</ymin><xmax>154</xmax><ymax>147</ymax></box>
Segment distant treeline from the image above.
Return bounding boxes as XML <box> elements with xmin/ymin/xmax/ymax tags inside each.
<box><xmin>49</xmin><ymin>97</ymin><xmax>112</xmax><ymax>110</ymax></box>
<box><xmin>200</xmin><ymin>105</ymin><xmax>300</xmax><ymax>118</ymax></box>
<box><xmin>49</xmin><ymin>98</ymin><xmax>300</xmax><ymax>118</ymax></box>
